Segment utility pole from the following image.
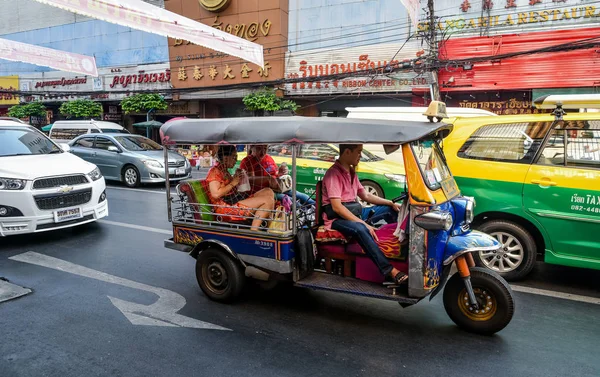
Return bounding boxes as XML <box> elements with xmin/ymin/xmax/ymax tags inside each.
<box><xmin>427</xmin><ymin>0</ymin><xmax>441</xmax><ymax>102</ymax></box>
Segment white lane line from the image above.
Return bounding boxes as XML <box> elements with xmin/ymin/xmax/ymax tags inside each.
<box><xmin>510</xmin><ymin>284</ymin><xmax>600</xmax><ymax>305</ymax></box>
<box><xmin>98</xmin><ymin>219</ymin><xmax>600</xmax><ymax>305</ymax></box>
<box><xmin>99</xmin><ymin>220</ymin><xmax>172</xmax><ymax>235</ymax></box>
<box><xmin>107</xmin><ymin>186</ymin><xmax>168</xmax><ymax>195</ymax></box>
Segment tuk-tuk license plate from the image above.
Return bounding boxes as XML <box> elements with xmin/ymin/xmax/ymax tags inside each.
<box><xmin>176</xmin><ymin>168</ymin><xmax>186</xmax><ymax>175</ymax></box>
<box><xmin>54</xmin><ymin>207</ymin><xmax>83</xmax><ymax>223</ymax></box>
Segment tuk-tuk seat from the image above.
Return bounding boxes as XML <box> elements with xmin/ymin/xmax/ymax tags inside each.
<box><xmin>178</xmin><ymin>180</ymin><xmax>215</xmax><ymax>224</ymax></box>
<box><xmin>178</xmin><ymin>180</ymin><xmax>249</xmax><ymax>225</ymax></box>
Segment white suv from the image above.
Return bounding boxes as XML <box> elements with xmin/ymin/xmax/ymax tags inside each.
<box><xmin>0</xmin><ymin>121</ymin><xmax>108</xmax><ymax>236</ymax></box>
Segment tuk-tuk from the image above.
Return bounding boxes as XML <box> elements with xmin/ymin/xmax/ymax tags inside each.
<box><xmin>161</xmin><ymin>115</ymin><xmax>515</xmax><ymax>335</ymax></box>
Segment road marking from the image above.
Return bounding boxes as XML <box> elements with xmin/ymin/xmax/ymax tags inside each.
<box><xmin>9</xmin><ymin>252</ymin><xmax>230</xmax><ymax>330</ymax></box>
<box><xmin>0</xmin><ymin>280</ymin><xmax>32</xmax><ymax>303</ymax></box>
<box><xmin>107</xmin><ymin>186</ymin><xmax>169</xmax><ymax>195</ymax></box>
<box><xmin>98</xmin><ymin>220</ymin><xmax>172</xmax><ymax>235</ymax></box>
<box><xmin>511</xmin><ymin>284</ymin><xmax>600</xmax><ymax>305</ymax></box>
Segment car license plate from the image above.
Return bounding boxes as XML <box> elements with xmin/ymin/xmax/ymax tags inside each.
<box><xmin>54</xmin><ymin>207</ymin><xmax>83</xmax><ymax>223</ymax></box>
<box><xmin>176</xmin><ymin>168</ymin><xmax>186</xmax><ymax>175</ymax></box>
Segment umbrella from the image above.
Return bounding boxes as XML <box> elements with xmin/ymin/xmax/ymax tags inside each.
<box><xmin>132</xmin><ymin>120</ymin><xmax>163</xmax><ymax>128</ymax></box>
<box><xmin>41</xmin><ymin>124</ymin><xmax>53</xmax><ymax>131</ymax></box>
<box><xmin>133</xmin><ymin>120</ymin><xmax>163</xmax><ymax>139</ymax></box>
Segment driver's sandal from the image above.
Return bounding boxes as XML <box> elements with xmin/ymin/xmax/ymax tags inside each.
<box><xmin>384</xmin><ymin>271</ymin><xmax>408</xmax><ymax>286</ymax></box>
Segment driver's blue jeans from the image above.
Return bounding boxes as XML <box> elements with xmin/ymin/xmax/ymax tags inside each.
<box><xmin>331</xmin><ymin>205</ymin><xmax>397</xmax><ymax>276</ymax></box>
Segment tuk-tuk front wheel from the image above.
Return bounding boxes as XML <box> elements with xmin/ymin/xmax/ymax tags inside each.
<box><xmin>196</xmin><ymin>248</ymin><xmax>245</xmax><ymax>303</ymax></box>
<box><xmin>443</xmin><ymin>267</ymin><xmax>515</xmax><ymax>335</ymax></box>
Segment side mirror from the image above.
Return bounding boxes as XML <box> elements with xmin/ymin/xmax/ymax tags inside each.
<box><xmin>60</xmin><ymin>143</ymin><xmax>71</xmax><ymax>153</ymax></box>
<box><xmin>108</xmin><ymin>146</ymin><xmax>120</xmax><ymax>153</ymax></box>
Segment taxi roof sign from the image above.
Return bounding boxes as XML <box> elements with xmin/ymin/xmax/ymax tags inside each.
<box><xmin>533</xmin><ymin>94</ymin><xmax>600</xmax><ymax>110</ymax></box>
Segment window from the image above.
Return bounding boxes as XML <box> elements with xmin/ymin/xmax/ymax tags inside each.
<box><xmin>458</xmin><ymin>122</ymin><xmax>552</xmax><ymax>164</ymax></box>
<box><xmin>50</xmin><ymin>129</ymin><xmax>88</xmax><ymax>140</ymax></box>
<box><xmin>72</xmin><ymin>137</ymin><xmax>95</xmax><ymax>148</ymax></box>
<box><xmin>94</xmin><ymin>137</ymin><xmax>118</xmax><ymax>151</ymax></box>
<box><xmin>299</xmin><ymin>144</ymin><xmax>338</xmax><ymax>162</ymax></box>
<box><xmin>114</xmin><ymin>136</ymin><xmax>161</xmax><ymax>151</ymax></box>
<box><xmin>537</xmin><ymin>120</ymin><xmax>600</xmax><ymax>169</ymax></box>
<box><xmin>0</xmin><ymin>127</ymin><xmax>60</xmax><ymax>156</ymax></box>
<box><xmin>537</xmin><ymin>129</ymin><xmax>565</xmax><ymax>166</ymax></box>
<box><xmin>411</xmin><ymin>140</ymin><xmax>452</xmax><ymax>190</ymax></box>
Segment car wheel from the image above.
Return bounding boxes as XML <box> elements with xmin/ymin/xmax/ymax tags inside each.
<box><xmin>474</xmin><ymin>220</ymin><xmax>537</xmax><ymax>281</ymax></box>
<box><xmin>359</xmin><ymin>180</ymin><xmax>383</xmax><ymax>206</ymax></box>
<box><xmin>196</xmin><ymin>248</ymin><xmax>245</xmax><ymax>303</ymax></box>
<box><xmin>122</xmin><ymin>165</ymin><xmax>140</xmax><ymax>188</ymax></box>
<box><xmin>443</xmin><ymin>267</ymin><xmax>515</xmax><ymax>335</ymax></box>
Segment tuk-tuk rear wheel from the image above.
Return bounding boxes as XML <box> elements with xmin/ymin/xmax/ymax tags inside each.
<box><xmin>443</xmin><ymin>267</ymin><xmax>515</xmax><ymax>335</ymax></box>
<box><xmin>196</xmin><ymin>248</ymin><xmax>245</xmax><ymax>303</ymax></box>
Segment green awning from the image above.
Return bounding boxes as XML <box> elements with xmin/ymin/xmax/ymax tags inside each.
<box><xmin>41</xmin><ymin>124</ymin><xmax>53</xmax><ymax>131</ymax></box>
<box><xmin>132</xmin><ymin>120</ymin><xmax>163</xmax><ymax>128</ymax></box>
<box><xmin>532</xmin><ymin>88</ymin><xmax>600</xmax><ymax>100</ymax></box>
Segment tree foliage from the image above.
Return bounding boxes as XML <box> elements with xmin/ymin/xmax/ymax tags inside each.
<box><xmin>242</xmin><ymin>87</ymin><xmax>299</xmax><ymax>115</ymax></box>
<box><xmin>7</xmin><ymin>102</ymin><xmax>47</xmax><ymax>118</ymax></box>
<box><xmin>120</xmin><ymin>93</ymin><xmax>168</xmax><ymax>114</ymax></box>
<box><xmin>59</xmin><ymin>99</ymin><xmax>103</xmax><ymax>118</ymax></box>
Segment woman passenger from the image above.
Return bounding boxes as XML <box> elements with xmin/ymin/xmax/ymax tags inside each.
<box><xmin>206</xmin><ymin>145</ymin><xmax>275</xmax><ymax>230</ymax></box>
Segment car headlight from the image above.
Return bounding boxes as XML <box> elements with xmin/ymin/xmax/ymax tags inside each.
<box><xmin>0</xmin><ymin>177</ymin><xmax>27</xmax><ymax>190</ymax></box>
<box><xmin>143</xmin><ymin>160</ymin><xmax>163</xmax><ymax>168</ymax></box>
<box><xmin>88</xmin><ymin>167</ymin><xmax>103</xmax><ymax>182</ymax></box>
<box><xmin>184</xmin><ymin>159</ymin><xmax>190</xmax><ymax>168</ymax></box>
<box><xmin>465</xmin><ymin>197</ymin><xmax>475</xmax><ymax>224</ymax></box>
<box><xmin>384</xmin><ymin>173</ymin><xmax>405</xmax><ymax>183</ymax></box>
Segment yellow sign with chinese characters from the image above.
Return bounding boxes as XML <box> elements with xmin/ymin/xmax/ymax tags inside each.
<box><xmin>0</xmin><ymin>75</ymin><xmax>19</xmax><ymax>106</ymax></box>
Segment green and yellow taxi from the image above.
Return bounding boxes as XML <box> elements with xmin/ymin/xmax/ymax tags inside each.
<box><xmin>237</xmin><ymin>144</ymin><xmax>406</xmax><ymax>201</ymax></box>
<box><xmin>443</xmin><ymin>95</ymin><xmax>600</xmax><ymax>280</ymax></box>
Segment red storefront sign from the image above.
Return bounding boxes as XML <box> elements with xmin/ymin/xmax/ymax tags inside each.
<box><xmin>438</xmin><ymin>27</ymin><xmax>600</xmax><ymax>91</ymax></box>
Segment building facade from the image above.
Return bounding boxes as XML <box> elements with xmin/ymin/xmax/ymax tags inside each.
<box><xmin>432</xmin><ymin>0</ymin><xmax>600</xmax><ymax>114</ymax></box>
<box><xmin>0</xmin><ymin>0</ymin><xmax>173</xmax><ymax>125</ymax></box>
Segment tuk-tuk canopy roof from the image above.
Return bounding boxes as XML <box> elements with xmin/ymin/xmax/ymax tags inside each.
<box><xmin>159</xmin><ymin>116</ymin><xmax>452</xmax><ymax>145</ymax></box>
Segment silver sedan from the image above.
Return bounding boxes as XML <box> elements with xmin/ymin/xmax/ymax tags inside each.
<box><xmin>69</xmin><ymin>133</ymin><xmax>191</xmax><ymax>187</ymax></box>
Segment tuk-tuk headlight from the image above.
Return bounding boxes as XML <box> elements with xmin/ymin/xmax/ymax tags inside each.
<box><xmin>465</xmin><ymin>197</ymin><xmax>475</xmax><ymax>224</ymax></box>
<box><xmin>414</xmin><ymin>211</ymin><xmax>453</xmax><ymax>231</ymax></box>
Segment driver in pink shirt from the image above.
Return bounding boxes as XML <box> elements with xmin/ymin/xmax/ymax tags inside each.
<box><xmin>322</xmin><ymin>144</ymin><xmax>408</xmax><ymax>285</ymax></box>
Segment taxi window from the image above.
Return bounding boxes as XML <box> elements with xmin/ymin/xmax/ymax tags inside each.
<box><xmin>300</xmin><ymin>144</ymin><xmax>337</xmax><ymax>162</ymax></box>
<box><xmin>458</xmin><ymin>122</ymin><xmax>551</xmax><ymax>164</ymax></box>
<box><xmin>538</xmin><ymin>120</ymin><xmax>600</xmax><ymax>169</ymax></box>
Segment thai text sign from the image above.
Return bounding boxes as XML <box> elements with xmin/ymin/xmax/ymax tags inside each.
<box><xmin>285</xmin><ymin>42</ymin><xmax>430</xmax><ymax>95</ymax></box>
<box><xmin>0</xmin><ymin>38</ymin><xmax>98</xmax><ymax>77</ymax></box>
<box><xmin>31</xmin><ymin>0</ymin><xmax>263</xmax><ymax>67</ymax></box>
<box><xmin>0</xmin><ymin>75</ymin><xmax>19</xmax><ymax>105</ymax></box>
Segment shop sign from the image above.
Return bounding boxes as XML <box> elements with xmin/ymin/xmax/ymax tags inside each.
<box><xmin>103</xmin><ymin>113</ymin><xmax>123</xmax><ymax>122</ymax></box>
<box><xmin>0</xmin><ymin>75</ymin><xmax>19</xmax><ymax>105</ymax></box>
<box><xmin>109</xmin><ymin>69</ymin><xmax>171</xmax><ymax>89</ymax></box>
<box><xmin>285</xmin><ymin>42</ymin><xmax>430</xmax><ymax>95</ymax></box>
<box><xmin>445</xmin><ymin>92</ymin><xmax>548</xmax><ymax>115</ymax></box>
<box><xmin>35</xmin><ymin>77</ymin><xmax>87</xmax><ymax>89</ymax></box>
<box><xmin>157</xmin><ymin>101</ymin><xmax>200</xmax><ymax>115</ymax></box>
<box><xmin>423</xmin><ymin>0</ymin><xmax>600</xmax><ymax>36</ymax></box>
<box><xmin>166</xmin><ymin>0</ymin><xmax>287</xmax><ymax>89</ymax></box>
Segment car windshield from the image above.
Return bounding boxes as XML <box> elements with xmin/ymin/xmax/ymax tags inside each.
<box><xmin>360</xmin><ymin>148</ymin><xmax>383</xmax><ymax>162</ymax></box>
<box><xmin>0</xmin><ymin>127</ymin><xmax>61</xmax><ymax>157</ymax></box>
<box><xmin>114</xmin><ymin>136</ymin><xmax>162</xmax><ymax>151</ymax></box>
<box><xmin>411</xmin><ymin>139</ymin><xmax>452</xmax><ymax>191</ymax></box>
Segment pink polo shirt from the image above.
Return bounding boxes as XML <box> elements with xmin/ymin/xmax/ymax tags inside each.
<box><xmin>321</xmin><ymin>160</ymin><xmax>365</xmax><ymax>229</ymax></box>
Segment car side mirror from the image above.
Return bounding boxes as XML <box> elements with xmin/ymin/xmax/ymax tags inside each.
<box><xmin>108</xmin><ymin>146</ymin><xmax>120</xmax><ymax>153</ymax></box>
<box><xmin>60</xmin><ymin>143</ymin><xmax>71</xmax><ymax>153</ymax></box>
